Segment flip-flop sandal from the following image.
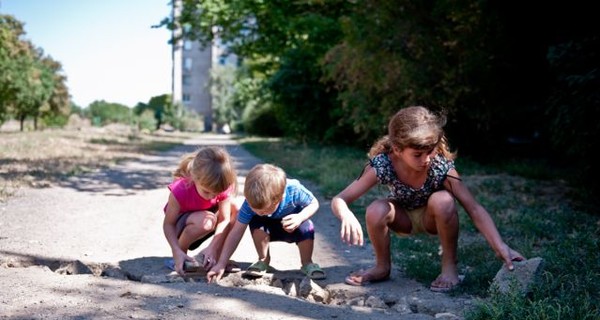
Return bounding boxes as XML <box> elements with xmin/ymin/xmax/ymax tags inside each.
<box><xmin>301</xmin><ymin>263</ymin><xmax>326</xmax><ymax>280</ymax></box>
<box><xmin>244</xmin><ymin>261</ymin><xmax>269</xmax><ymax>277</ymax></box>
<box><xmin>344</xmin><ymin>270</ymin><xmax>390</xmax><ymax>286</ymax></box>
<box><xmin>164</xmin><ymin>258</ymin><xmax>175</xmax><ymax>271</ymax></box>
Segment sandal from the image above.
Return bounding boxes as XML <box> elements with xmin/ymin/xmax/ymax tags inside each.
<box><xmin>164</xmin><ymin>258</ymin><xmax>175</xmax><ymax>271</ymax></box>
<box><xmin>244</xmin><ymin>261</ymin><xmax>269</xmax><ymax>277</ymax></box>
<box><xmin>301</xmin><ymin>263</ymin><xmax>326</xmax><ymax>280</ymax></box>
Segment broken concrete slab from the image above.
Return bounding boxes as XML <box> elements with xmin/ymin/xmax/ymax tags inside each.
<box><xmin>490</xmin><ymin>257</ymin><xmax>544</xmax><ymax>296</ymax></box>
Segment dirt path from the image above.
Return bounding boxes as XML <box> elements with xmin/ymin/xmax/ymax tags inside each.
<box><xmin>0</xmin><ymin>134</ymin><xmax>472</xmax><ymax>319</ymax></box>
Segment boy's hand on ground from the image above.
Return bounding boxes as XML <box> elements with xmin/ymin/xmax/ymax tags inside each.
<box><xmin>206</xmin><ymin>263</ymin><xmax>226</xmax><ymax>283</ymax></box>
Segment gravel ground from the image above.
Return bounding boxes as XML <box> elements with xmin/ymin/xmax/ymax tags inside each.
<box><xmin>0</xmin><ymin>133</ymin><xmax>473</xmax><ymax>319</ymax></box>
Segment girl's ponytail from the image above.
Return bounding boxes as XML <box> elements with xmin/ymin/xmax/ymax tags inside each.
<box><xmin>173</xmin><ymin>153</ymin><xmax>195</xmax><ymax>179</ymax></box>
<box><xmin>368</xmin><ymin>136</ymin><xmax>393</xmax><ymax>158</ymax></box>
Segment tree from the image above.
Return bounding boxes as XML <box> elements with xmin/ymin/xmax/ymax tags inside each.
<box><xmin>133</xmin><ymin>94</ymin><xmax>172</xmax><ymax>130</ymax></box>
<box><xmin>322</xmin><ymin>0</ymin><xmax>514</xmax><ymax>146</ymax></box>
<box><xmin>86</xmin><ymin>100</ymin><xmax>131</xmax><ymax>126</ymax></box>
<box><xmin>160</xmin><ymin>0</ymin><xmax>352</xmax><ymax>142</ymax></box>
<box><xmin>10</xmin><ymin>43</ymin><xmax>55</xmax><ymax>131</ymax></box>
<box><xmin>0</xmin><ymin>14</ymin><xmax>30</xmax><ymax>123</ymax></box>
<box><xmin>1</xmin><ymin>14</ymin><xmax>70</xmax><ymax>130</ymax></box>
<box><xmin>39</xmin><ymin>56</ymin><xmax>71</xmax><ymax>128</ymax></box>
<box><xmin>210</xmin><ymin>64</ymin><xmax>237</xmax><ymax>131</ymax></box>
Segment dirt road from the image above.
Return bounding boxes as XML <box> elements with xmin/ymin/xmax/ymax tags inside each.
<box><xmin>0</xmin><ymin>134</ymin><xmax>471</xmax><ymax>319</ymax></box>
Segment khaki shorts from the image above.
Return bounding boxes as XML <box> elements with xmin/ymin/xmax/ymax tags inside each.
<box><xmin>395</xmin><ymin>206</ymin><xmax>428</xmax><ymax>236</ymax></box>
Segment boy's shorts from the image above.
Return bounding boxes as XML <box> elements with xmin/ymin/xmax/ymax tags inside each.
<box><xmin>249</xmin><ymin>215</ymin><xmax>314</xmax><ymax>243</ymax></box>
<box><xmin>176</xmin><ymin>207</ymin><xmax>217</xmax><ymax>251</ymax></box>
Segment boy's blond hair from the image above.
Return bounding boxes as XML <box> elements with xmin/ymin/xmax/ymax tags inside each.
<box><xmin>244</xmin><ymin>164</ymin><xmax>286</xmax><ymax>210</ymax></box>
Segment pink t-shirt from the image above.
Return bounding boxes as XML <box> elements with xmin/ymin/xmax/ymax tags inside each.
<box><xmin>163</xmin><ymin>177</ymin><xmax>233</xmax><ymax>214</ymax></box>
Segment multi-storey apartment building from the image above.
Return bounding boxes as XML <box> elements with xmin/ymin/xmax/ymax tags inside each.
<box><xmin>171</xmin><ymin>0</ymin><xmax>213</xmax><ymax>132</ymax></box>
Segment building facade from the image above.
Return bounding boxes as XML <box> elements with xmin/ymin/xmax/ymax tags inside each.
<box><xmin>171</xmin><ymin>0</ymin><xmax>213</xmax><ymax>132</ymax></box>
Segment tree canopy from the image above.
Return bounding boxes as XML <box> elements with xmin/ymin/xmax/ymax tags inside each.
<box><xmin>0</xmin><ymin>14</ymin><xmax>70</xmax><ymax>130</ymax></box>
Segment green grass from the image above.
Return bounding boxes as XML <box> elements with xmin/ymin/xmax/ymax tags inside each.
<box><xmin>238</xmin><ymin>136</ymin><xmax>599</xmax><ymax>320</ymax></box>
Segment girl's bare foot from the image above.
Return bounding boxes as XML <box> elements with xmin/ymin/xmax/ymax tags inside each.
<box><xmin>344</xmin><ymin>267</ymin><xmax>390</xmax><ymax>286</ymax></box>
<box><xmin>430</xmin><ymin>274</ymin><xmax>464</xmax><ymax>292</ymax></box>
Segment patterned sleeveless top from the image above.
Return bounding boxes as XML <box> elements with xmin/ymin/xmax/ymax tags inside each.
<box><xmin>370</xmin><ymin>153</ymin><xmax>455</xmax><ymax>210</ymax></box>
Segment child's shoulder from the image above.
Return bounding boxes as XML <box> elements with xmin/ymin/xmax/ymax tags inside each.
<box><xmin>432</xmin><ymin>154</ymin><xmax>454</xmax><ymax>167</ymax></box>
<box><xmin>285</xmin><ymin>179</ymin><xmax>315</xmax><ymax>197</ymax></box>
<box><xmin>168</xmin><ymin>176</ymin><xmax>191</xmax><ymax>189</ymax></box>
<box><xmin>369</xmin><ymin>152</ymin><xmax>392</xmax><ymax>169</ymax></box>
<box><xmin>285</xmin><ymin>178</ymin><xmax>305</xmax><ymax>189</ymax></box>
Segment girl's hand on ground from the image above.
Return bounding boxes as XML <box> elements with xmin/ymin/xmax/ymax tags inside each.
<box><xmin>174</xmin><ymin>252</ymin><xmax>195</xmax><ymax>276</ymax></box>
<box><xmin>499</xmin><ymin>244</ymin><xmax>525</xmax><ymax>271</ymax></box>
<box><xmin>340</xmin><ymin>214</ymin><xmax>363</xmax><ymax>246</ymax></box>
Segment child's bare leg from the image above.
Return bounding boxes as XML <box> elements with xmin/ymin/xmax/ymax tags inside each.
<box><xmin>250</xmin><ymin>228</ymin><xmax>271</xmax><ymax>264</ymax></box>
<box><xmin>297</xmin><ymin>239</ymin><xmax>314</xmax><ymax>266</ymax></box>
<box><xmin>349</xmin><ymin>199</ymin><xmax>404</xmax><ymax>282</ymax></box>
<box><xmin>425</xmin><ymin>191</ymin><xmax>460</xmax><ymax>287</ymax></box>
<box><xmin>178</xmin><ymin>211</ymin><xmax>216</xmax><ymax>251</ymax></box>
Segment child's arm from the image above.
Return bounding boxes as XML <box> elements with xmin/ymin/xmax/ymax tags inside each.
<box><xmin>163</xmin><ymin>193</ymin><xmax>195</xmax><ymax>275</ymax></box>
<box><xmin>206</xmin><ymin>220</ymin><xmax>247</xmax><ymax>283</ymax></box>
<box><xmin>445</xmin><ymin>168</ymin><xmax>525</xmax><ymax>270</ymax></box>
<box><xmin>200</xmin><ymin>196</ymin><xmax>233</xmax><ymax>269</ymax></box>
<box><xmin>281</xmin><ymin>198</ymin><xmax>319</xmax><ymax>233</ymax></box>
<box><xmin>331</xmin><ymin>167</ymin><xmax>378</xmax><ymax>246</ymax></box>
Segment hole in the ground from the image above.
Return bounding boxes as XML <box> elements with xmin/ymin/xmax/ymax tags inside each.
<box><xmin>2</xmin><ymin>258</ymin><xmax>387</xmax><ymax>308</ymax></box>
<box><xmin>2</xmin><ymin>258</ymin><xmax>466</xmax><ymax>317</ymax></box>
<box><xmin>2</xmin><ymin>257</ymin><xmax>126</xmax><ymax>278</ymax></box>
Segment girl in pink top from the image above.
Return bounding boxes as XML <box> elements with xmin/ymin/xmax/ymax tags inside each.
<box><xmin>163</xmin><ymin>146</ymin><xmax>239</xmax><ymax>276</ymax></box>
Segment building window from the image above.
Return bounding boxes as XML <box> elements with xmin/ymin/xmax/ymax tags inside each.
<box><xmin>184</xmin><ymin>58</ymin><xmax>192</xmax><ymax>71</ymax></box>
<box><xmin>183</xmin><ymin>40</ymin><xmax>192</xmax><ymax>50</ymax></box>
<box><xmin>182</xmin><ymin>75</ymin><xmax>191</xmax><ymax>86</ymax></box>
<box><xmin>182</xmin><ymin>94</ymin><xmax>191</xmax><ymax>103</ymax></box>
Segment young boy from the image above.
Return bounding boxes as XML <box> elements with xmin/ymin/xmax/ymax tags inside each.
<box><xmin>206</xmin><ymin>163</ymin><xmax>326</xmax><ymax>282</ymax></box>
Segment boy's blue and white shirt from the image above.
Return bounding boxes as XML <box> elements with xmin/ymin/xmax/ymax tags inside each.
<box><xmin>237</xmin><ymin>179</ymin><xmax>315</xmax><ymax>224</ymax></box>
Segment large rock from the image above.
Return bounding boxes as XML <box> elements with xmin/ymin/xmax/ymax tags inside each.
<box><xmin>490</xmin><ymin>257</ymin><xmax>544</xmax><ymax>296</ymax></box>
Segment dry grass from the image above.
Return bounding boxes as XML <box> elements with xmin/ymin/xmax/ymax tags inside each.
<box><xmin>0</xmin><ymin>124</ymin><xmax>197</xmax><ymax>201</ymax></box>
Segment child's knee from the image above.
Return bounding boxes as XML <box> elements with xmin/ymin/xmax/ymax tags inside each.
<box><xmin>298</xmin><ymin>219</ymin><xmax>314</xmax><ymax>234</ymax></box>
<box><xmin>187</xmin><ymin>213</ymin><xmax>217</xmax><ymax>234</ymax></box>
<box><xmin>429</xmin><ymin>191</ymin><xmax>455</xmax><ymax>207</ymax></box>
<box><xmin>365</xmin><ymin>200</ymin><xmax>392</xmax><ymax>224</ymax></box>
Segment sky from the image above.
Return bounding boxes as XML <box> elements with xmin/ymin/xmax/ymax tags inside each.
<box><xmin>0</xmin><ymin>0</ymin><xmax>173</xmax><ymax>108</ymax></box>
